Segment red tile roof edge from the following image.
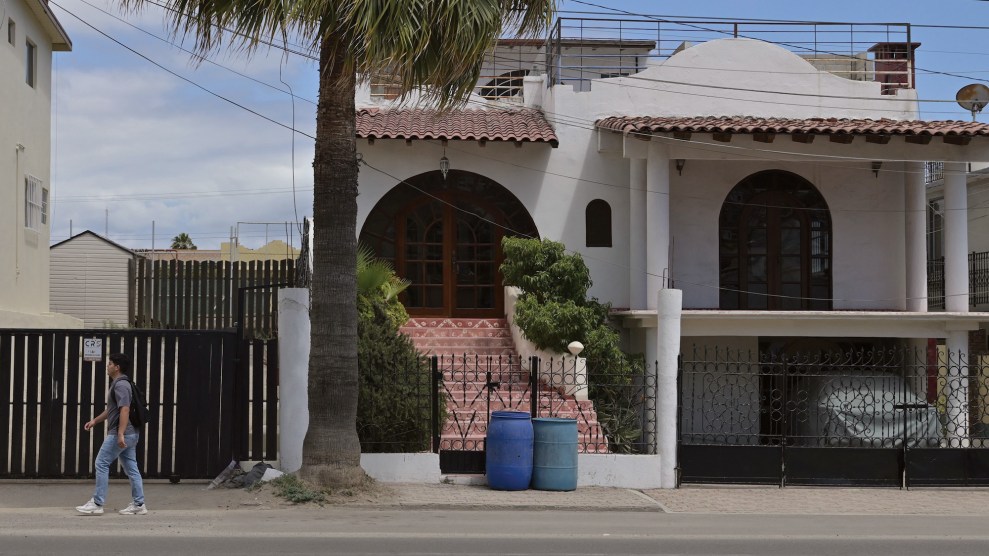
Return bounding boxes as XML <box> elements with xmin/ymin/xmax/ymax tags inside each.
<box><xmin>594</xmin><ymin>116</ymin><xmax>989</xmax><ymax>137</ymax></box>
<box><xmin>356</xmin><ymin>108</ymin><xmax>559</xmax><ymax>147</ymax></box>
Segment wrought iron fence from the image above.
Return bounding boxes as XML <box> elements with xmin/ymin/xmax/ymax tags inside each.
<box><xmin>547</xmin><ymin>18</ymin><xmax>913</xmax><ymax>92</ymax></box>
<box><xmin>925</xmin><ymin>161</ymin><xmax>945</xmax><ymax>185</ymax></box>
<box><xmin>357</xmin><ymin>353</ymin><xmax>656</xmax><ymax>457</ymax></box>
<box><xmin>680</xmin><ymin>345</ymin><xmax>989</xmax><ymax>450</ymax></box>
<box><xmin>927</xmin><ymin>252</ymin><xmax>989</xmax><ymax>310</ymax></box>
<box><xmin>357</xmin><ymin>352</ymin><xmax>434</xmax><ymax>454</ymax></box>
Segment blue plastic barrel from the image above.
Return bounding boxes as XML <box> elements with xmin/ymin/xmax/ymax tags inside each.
<box><xmin>485</xmin><ymin>411</ymin><xmax>533</xmax><ymax>490</ymax></box>
<box><xmin>531</xmin><ymin>417</ymin><xmax>578</xmax><ymax>491</ymax></box>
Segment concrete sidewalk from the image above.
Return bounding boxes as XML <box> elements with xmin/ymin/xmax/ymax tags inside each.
<box><xmin>4</xmin><ymin>480</ymin><xmax>989</xmax><ymax>515</ymax></box>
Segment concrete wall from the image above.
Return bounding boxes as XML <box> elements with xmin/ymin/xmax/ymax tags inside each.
<box><xmin>360</xmin><ymin>453</ymin><xmax>662</xmax><ymax>489</ymax></box>
<box><xmin>50</xmin><ymin>233</ymin><xmax>136</xmax><ymax>327</ymax></box>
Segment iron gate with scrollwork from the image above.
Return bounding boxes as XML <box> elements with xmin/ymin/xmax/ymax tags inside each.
<box><xmin>434</xmin><ymin>355</ymin><xmax>656</xmax><ymax>474</ymax></box>
<box><xmin>678</xmin><ymin>345</ymin><xmax>989</xmax><ymax>487</ymax></box>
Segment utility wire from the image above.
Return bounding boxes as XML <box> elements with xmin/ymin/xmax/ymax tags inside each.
<box><xmin>50</xmin><ymin>0</ymin><xmax>316</xmax><ymax>141</ymax></box>
<box><xmin>567</xmin><ymin>0</ymin><xmax>989</xmax><ymax>87</ymax></box>
<box><xmin>72</xmin><ymin>0</ymin><xmax>317</xmax><ymax>106</ymax></box>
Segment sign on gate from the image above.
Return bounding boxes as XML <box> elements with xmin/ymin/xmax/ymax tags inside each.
<box><xmin>83</xmin><ymin>338</ymin><xmax>103</xmax><ymax>362</ymax></box>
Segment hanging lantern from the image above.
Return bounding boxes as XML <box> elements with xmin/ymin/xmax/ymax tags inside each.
<box><xmin>439</xmin><ymin>154</ymin><xmax>450</xmax><ymax>180</ymax></box>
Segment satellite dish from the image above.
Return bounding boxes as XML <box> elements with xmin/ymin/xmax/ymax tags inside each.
<box><xmin>956</xmin><ymin>84</ymin><xmax>989</xmax><ymax>121</ymax></box>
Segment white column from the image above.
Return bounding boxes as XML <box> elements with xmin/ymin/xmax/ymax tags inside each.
<box><xmin>943</xmin><ymin>161</ymin><xmax>970</xmax><ymax>446</ymax></box>
<box><xmin>656</xmin><ymin>289</ymin><xmax>682</xmax><ymax>488</ymax></box>
<box><xmin>278</xmin><ymin>288</ymin><xmax>311</xmax><ymax>472</ymax></box>
<box><xmin>630</xmin><ymin>158</ymin><xmax>647</xmax><ymax>309</ymax></box>
<box><xmin>645</xmin><ymin>143</ymin><xmax>671</xmax><ymax>309</ymax></box>
<box><xmin>943</xmin><ymin>162</ymin><xmax>969</xmax><ymax>312</ymax></box>
<box><xmin>946</xmin><ymin>330</ymin><xmax>970</xmax><ymax>446</ymax></box>
<box><xmin>905</xmin><ymin>161</ymin><xmax>927</xmax><ymax>312</ymax></box>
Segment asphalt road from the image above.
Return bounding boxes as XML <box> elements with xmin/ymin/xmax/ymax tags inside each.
<box><xmin>2</xmin><ymin>509</ymin><xmax>988</xmax><ymax>555</ymax></box>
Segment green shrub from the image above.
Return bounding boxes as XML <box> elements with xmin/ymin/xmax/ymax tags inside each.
<box><xmin>501</xmin><ymin>236</ymin><xmax>644</xmax><ymax>452</ymax></box>
<box><xmin>357</xmin><ymin>298</ymin><xmax>436</xmax><ymax>453</ymax></box>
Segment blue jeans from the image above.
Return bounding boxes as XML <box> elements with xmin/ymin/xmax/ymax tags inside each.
<box><xmin>93</xmin><ymin>433</ymin><xmax>144</xmax><ymax>507</ymax></box>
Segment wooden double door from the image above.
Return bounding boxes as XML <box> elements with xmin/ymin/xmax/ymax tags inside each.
<box><xmin>397</xmin><ymin>197</ymin><xmax>504</xmax><ymax>317</ymax></box>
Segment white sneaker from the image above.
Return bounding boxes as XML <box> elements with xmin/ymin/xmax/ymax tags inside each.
<box><xmin>119</xmin><ymin>502</ymin><xmax>148</xmax><ymax>515</ymax></box>
<box><xmin>75</xmin><ymin>499</ymin><xmax>103</xmax><ymax>515</ymax></box>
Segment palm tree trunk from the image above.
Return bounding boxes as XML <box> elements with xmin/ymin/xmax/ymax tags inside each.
<box><xmin>299</xmin><ymin>34</ymin><xmax>366</xmax><ymax>488</ymax></box>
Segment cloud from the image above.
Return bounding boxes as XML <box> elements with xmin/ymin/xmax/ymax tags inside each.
<box><xmin>51</xmin><ymin>0</ymin><xmax>317</xmax><ymax>249</ymax></box>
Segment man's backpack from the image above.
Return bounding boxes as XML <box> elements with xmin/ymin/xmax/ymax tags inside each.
<box><xmin>111</xmin><ymin>377</ymin><xmax>152</xmax><ymax>429</ymax></box>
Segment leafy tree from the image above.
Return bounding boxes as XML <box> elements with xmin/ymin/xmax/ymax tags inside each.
<box><xmin>170</xmin><ymin>233</ymin><xmax>196</xmax><ymax>250</ymax></box>
<box><xmin>120</xmin><ymin>0</ymin><xmax>555</xmax><ymax>488</ymax></box>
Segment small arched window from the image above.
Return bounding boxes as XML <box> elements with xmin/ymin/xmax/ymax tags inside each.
<box><xmin>586</xmin><ymin>199</ymin><xmax>612</xmax><ymax>248</ymax></box>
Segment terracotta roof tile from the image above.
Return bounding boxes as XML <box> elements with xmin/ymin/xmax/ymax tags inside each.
<box><xmin>595</xmin><ymin>116</ymin><xmax>989</xmax><ymax>138</ymax></box>
<box><xmin>356</xmin><ymin>108</ymin><xmax>559</xmax><ymax>147</ymax></box>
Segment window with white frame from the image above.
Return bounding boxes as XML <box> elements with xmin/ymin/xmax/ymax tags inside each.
<box><xmin>25</xmin><ymin>175</ymin><xmax>46</xmax><ymax>231</ymax></box>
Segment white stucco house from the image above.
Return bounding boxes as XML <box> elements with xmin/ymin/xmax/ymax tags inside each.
<box><xmin>349</xmin><ymin>19</ymin><xmax>989</xmax><ymax>487</ymax></box>
<box><xmin>0</xmin><ymin>0</ymin><xmax>78</xmax><ymax>328</ymax></box>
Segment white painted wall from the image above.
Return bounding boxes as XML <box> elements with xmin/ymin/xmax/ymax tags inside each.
<box><xmin>357</xmin><ymin>39</ymin><xmax>933</xmax><ymax>314</ymax></box>
<box><xmin>0</xmin><ymin>0</ymin><xmax>72</xmax><ymax>327</ymax></box>
<box><xmin>358</xmin><ymin>452</ymin><xmax>661</xmax><ymax>489</ymax></box>
<box><xmin>355</xmin><ymin>137</ymin><xmax>633</xmax><ymax>307</ymax></box>
<box><xmin>671</xmin><ymin>160</ymin><xmax>906</xmax><ymax>311</ymax></box>
<box><xmin>278</xmin><ymin>288</ymin><xmax>310</xmax><ymax>473</ymax></box>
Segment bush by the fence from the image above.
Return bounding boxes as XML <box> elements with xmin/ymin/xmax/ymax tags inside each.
<box><xmin>357</xmin><ymin>300</ymin><xmax>432</xmax><ymax>452</ymax></box>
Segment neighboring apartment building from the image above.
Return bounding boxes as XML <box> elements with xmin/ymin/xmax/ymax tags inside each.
<box><xmin>0</xmin><ymin>0</ymin><xmax>76</xmax><ymax>327</ymax></box>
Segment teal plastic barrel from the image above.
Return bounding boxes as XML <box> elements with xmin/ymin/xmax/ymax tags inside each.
<box><xmin>485</xmin><ymin>411</ymin><xmax>533</xmax><ymax>491</ymax></box>
<box><xmin>531</xmin><ymin>418</ymin><xmax>578</xmax><ymax>491</ymax></box>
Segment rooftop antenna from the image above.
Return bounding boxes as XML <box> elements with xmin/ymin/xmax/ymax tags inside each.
<box><xmin>956</xmin><ymin>84</ymin><xmax>989</xmax><ymax>122</ymax></box>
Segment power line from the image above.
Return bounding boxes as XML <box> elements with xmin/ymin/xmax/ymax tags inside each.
<box><xmin>50</xmin><ymin>1</ymin><xmax>316</xmax><ymax>141</ymax></box>
<box><xmin>71</xmin><ymin>0</ymin><xmax>317</xmax><ymax>105</ymax></box>
<box><xmin>566</xmin><ymin>0</ymin><xmax>989</xmax><ymax>88</ymax></box>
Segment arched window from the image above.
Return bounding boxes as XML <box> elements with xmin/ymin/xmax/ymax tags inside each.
<box><xmin>586</xmin><ymin>199</ymin><xmax>612</xmax><ymax>248</ymax></box>
<box><xmin>719</xmin><ymin>171</ymin><xmax>831</xmax><ymax>310</ymax></box>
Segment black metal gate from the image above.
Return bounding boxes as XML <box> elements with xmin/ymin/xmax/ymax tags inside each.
<box><xmin>678</xmin><ymin>345</ymin><xmax>989</xmax><ymax>487</ymax></box>
<box><xmin>0</xmin><ymin>329</ymin><xmax>277</xmax><ymax>480</ymax></box>
<box><xmin>434</xmin><ymin>355</ymin><xmax>656</xmax><ymax>474</ymax></box>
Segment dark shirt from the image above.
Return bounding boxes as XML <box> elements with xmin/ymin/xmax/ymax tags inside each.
<box><xmin>106</xmin><ymin>375</ymin><xmax>137</xmax><ymax>436</ymax></box>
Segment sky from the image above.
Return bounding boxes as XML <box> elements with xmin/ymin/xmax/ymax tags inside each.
<box><xmin>43</xmin><ymin>0</ymin><xmax>989</xmax><ymax>250</ymax></box>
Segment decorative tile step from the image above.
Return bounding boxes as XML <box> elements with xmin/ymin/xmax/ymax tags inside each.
<box><xmin>414</xmin><ymin>341</ymin><xmax>516</xmax><ymax>353</ymax></box>
<box><xmin>442</xmin><ymin>371</ymin><xmax>527</xmax><ymax>379</ymax></box>
<box><xmin>403</xmin><ymin>318</ymin><xmax>510</xmax><ymax>332</ymax></box>
<box><xmin>400</xmin><ymin>327</ymin><xmax>513</xmax><ymax>339</ymax></box>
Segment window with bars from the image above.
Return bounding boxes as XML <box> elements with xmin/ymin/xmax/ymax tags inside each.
<box><xmin>25</xmin><ymin>175</ymin><xmax>46</xmax><ymax>231</ymax></box>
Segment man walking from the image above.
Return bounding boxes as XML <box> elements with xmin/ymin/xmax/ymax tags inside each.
<box><xmin>76</xmin><ymin>353</ymin><xmax>147</xmax><ymax>515</ymax></box>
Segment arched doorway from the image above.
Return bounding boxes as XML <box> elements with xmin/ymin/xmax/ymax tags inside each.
<box><xmin>719</xmin><ymin>170</ymin><xmax>832</xmax><ymax>310</ymax></box>
<box><xmin>359</xmin><ymin>170</ymin><xmax>538</xmax><ymax>317</ymax></box>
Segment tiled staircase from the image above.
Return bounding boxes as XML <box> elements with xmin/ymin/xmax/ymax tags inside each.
<box><xmin>400</xmin><ymin>317</ymin><xmax>610</xmax><ymax>454</ymax></box>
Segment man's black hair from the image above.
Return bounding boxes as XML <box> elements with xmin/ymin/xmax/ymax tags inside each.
<box><xmin>109</xmin><ymin>353</ymin><xmax>131</xmax><ymax>374</ymax></box>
